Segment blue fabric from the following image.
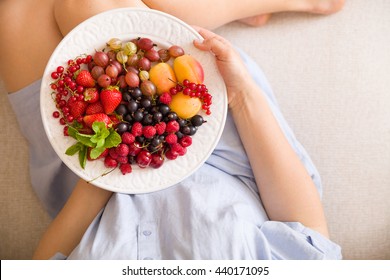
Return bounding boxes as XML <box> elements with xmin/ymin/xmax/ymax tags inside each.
<box><xmin>9</xmin><ymin>49</ymin><xmax>341</xmax><ymax>260</ymax></box>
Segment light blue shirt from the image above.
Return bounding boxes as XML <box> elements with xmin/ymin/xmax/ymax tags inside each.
<box><xmin>9</xmin><ymin>49</ymin><xmax>342</xmax><ymax>260</ymax></box>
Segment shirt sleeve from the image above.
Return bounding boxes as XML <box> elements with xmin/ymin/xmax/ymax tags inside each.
<box><xmin>259</xmin><ymin>221</ymin><xmax>342</xmax><ymax>260</ymax></box>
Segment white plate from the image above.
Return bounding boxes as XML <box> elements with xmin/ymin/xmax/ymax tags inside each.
<box><xmin>40</xmin><ymin>8</ymin><xmax>227</xmax><ymax>194</ymax></box>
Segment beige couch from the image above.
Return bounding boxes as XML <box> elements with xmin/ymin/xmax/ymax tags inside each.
<box><xmin>1</xmin><ymin>0</ymin><xmax>389</xmax><ymax>259</ymax></box>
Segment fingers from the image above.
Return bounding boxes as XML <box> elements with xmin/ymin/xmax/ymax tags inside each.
<box><xmin>192</xmin><ymin>26</ymin><xmax>232</xmax><ymax>61</ymax></box>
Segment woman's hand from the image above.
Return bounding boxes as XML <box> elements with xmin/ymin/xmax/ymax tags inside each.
<box><xmin>193</xmin><ymin>26</ymin><xmax>257</xmax><ymax>109</ymax></box>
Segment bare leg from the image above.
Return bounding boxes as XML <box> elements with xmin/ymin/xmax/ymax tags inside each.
<box><xmin>142</xmin><ymin>0</ymin><xmax>345</xmax><ymax>29</ymax></box>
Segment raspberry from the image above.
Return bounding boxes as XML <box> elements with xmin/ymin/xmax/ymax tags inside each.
<box><xmin>154</xmin><ymin>122</ymin><xmax>166</xmax><ymax>135</ymax></box>
<box><xmin>179</xmin><ymin>135</ymin><xmax>192</xmax><ymax>147</ymax></box>
<box><xmin>121</xmin><ymin>132</ymin><xmax>135</xmax><ymax>145</ymax></box>
<box><xmin>143</xmin><ymin>125</ymin><xmax>156</xmax><ymax>139</ymax></box>
<box><xmin>115</xmin><ymin>143</ymin><xmax>130</xmax><ymax>157</ymax></box>
<box><xmin>170</xmin><ymin>143</ymin><xmax>186</xmax><ymax>156</ymax></box>
<box><xmin>109</xmin><ymin>148</ymin><xmax>119</xmax><ymax>159</ymax></box>
<box><xmin>166</xmin><ymin>120</ymin><xmax>180</xmax><ymax>133</ymax></box>
<box><xmin>165</xmin><ymin>134</ymin><xmax>178</xmax><ymax>144</ymax></box>
<box><xmin>159</xmin><ymin>92</ymin><xmax>172</xmax><ymax>104</ymax></box>
<box><xmin>131</xmin><ymin>122</ymin><xmax>143</xmax><ymax>137</ymax></box>
<box><xmin>117</xmin><ymin>156</ymin><xmax>129</xmax><ymax>164</ymax></box>
<box><xmin>104</xmin><ymin>155</ymin><xmax>118</xmax><ymax>168</ymax></box>
<box><xmin>119</xmin><ymin>163</ymin><xmax>132</xmax><ymax>175</ymax></box>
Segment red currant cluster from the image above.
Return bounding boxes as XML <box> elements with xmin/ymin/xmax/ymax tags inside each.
<box><xmin>168</xmin><ymin>79</ymin><xmax>212</xmax><ymax>115</ymax></box>
<box><xmin>50</xmin><ymin>55</ymin><xmax>93</xmax><ymax>131</ymax></box>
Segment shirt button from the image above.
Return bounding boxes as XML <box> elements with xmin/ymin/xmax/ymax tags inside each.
<box><xmin>142</xmin><ymin>230</ymin><xmax>152</xmax><ymax>236</ymax></box>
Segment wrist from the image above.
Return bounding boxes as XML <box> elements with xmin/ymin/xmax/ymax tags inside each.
<box><xmin>228</xmin><ymin>80</ymin><xmax>263</xmax><ymax>114</ymax></box>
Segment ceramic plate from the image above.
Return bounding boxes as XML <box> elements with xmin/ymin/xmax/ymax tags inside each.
<box><xmin>40</xmin><ymin>8</ymin><xmax>227</xmax><ymax>194</ymax></box>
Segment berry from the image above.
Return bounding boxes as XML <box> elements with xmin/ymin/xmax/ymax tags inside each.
<box><xmin>166</xmin><ymin>120</ymin><xmax>180</xmax><ymax>133</ymax></box>
<box><xmin>53</xmin><ymin>111</ymin><xmax>60</xmax><ymax>118</ymax></box>
<box><xmin>83</xmin><ymin>113</ymin><xmax>111</xmax><ymax>128</ymax></box>
<box><xmin>159</xmin><ymin>92</ymin><xmax>172</xmax><ymax>104</ymax></box>
<box><xmin>191</xmin><ymin>115</ymin><xmax>205</xmax><ymax>127</ymax></box>
<box><xmin>85</xmin><ymin>102</ymin><xmax>104</xmax><ymax>115</ymax></box>
<box><xmin>165</xmin><ymin>134</ymin><xmax>178</xmax><ymax>144</ymax></box>
<box><xmin>154</xmin><ymin>122</ymin><xmax>166</xmax><ymax>135</ymax></box>
<box><xmin>104</xmin><ymin>155</ymin><xmax>118</xmax><ymax>168</ymax></box>
<box><xmin>76</xmin><ymin>70</ymin><xmax>95</xmax><ymax>88</ymax></box>
<box><xmin>150</xmin><ymin>153</ymin><xmax>164</xmax><ymax>169</ymax></box>
<box><xmin>136</xmin><ymin>150</ymin><xmax>152</xmax><ymax>168</ymax></box>
<box><xmin>115</xmin><ymin>143</ymin><xmax>130</xmax><ymax>157</ymax></box>
<box><xmin>69</xmin><ymin>100</ymin><xmax>88</xmax><ymax>118</ymax></box>
<box><xmin>179</xmin><ymin>135</ymin><xmax>192</xmax><ymax>147</ymax></box>
<box><xmin>100</xmin><ymin>86</ymin><xmax>122</xmax><ymax>114</ymax></box>
<box><xmin>143</xmin><ymin>125</ymin><xmax>156</xmax><ymax>139</ymax></box>
<box><xmin>165</xmin><ymin>149</ymin><xmax>178</xmax><ymax>160</ymax></box>
<box><xmin>120</xmin><ymin>163</ymin><xmax>132</xmax><ymax>175</ymax></box>
<box><xmin>117</xmin><ymin>156</ymin><xmax>129</xmax><ymax>164</ymax></box>
<box><xmin>131</xmin><ymin>122</ymin><xmax>143</xmax><ymax>137</ymax></box>
<box><xmin>121</xmin><ymin>132</ymin><xmax>135</xmax><ymax>145</ymax></box>
<box><xmin>170</xmin><ymin>143</ymin><xmax>186</xmax><ymax>156</ymax></box>
<box><xmin>83</xmin><ymin>88</ymin><xmax>99</xmax><ymax>103</ymax></box>
<box><xmin>128</xmin><ymin>142</ymin><xmax>142</xmax><ymax>156</ymax></box>
<box><xmin>109</xmin><ymin>148</ymin><xmax>119</xmax><ymax>159</ymax></box>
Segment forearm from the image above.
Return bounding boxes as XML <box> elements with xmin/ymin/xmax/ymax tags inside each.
<box><xmin>230</xmin><ymin>82</ymin><xmax>329</xmax><ymax>237</ymax></box>
<box><xmin>33</xmin><ymin>179</ymin><xmax>113</xmax><ymax>259</ymax></box>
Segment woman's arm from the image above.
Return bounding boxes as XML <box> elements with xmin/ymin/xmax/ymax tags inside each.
<box><xmin>194</xmin><ymin>27</ymin><xmax>329</xmax><ymax>237</ymax></box>
<box><xmin>33</xmin><ymin>180</ymin><xmax>112</xmax><ymax>259</ymax></box>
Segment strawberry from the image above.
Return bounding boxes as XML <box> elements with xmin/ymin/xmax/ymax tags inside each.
<box><xmin>85</xmin><ymin>102</ymin><xmax>104</xmax><ymax>115</ymax></box>
<box><xmin>76</xmin><ymin>70</ymin><xmax>95</xmax><ymax>88</ymax></box>
<box><xmin>100</xmin><ymin>86</ymin><xmax>122</xmax><ymax>114</ymax></box>
<box><xmin>69</xmin><ymin>100</ymin><xmax>88</xmax><ymax>118</ymax></box>
<box><xmin>83</xmin><ymin>113</ymin><xmax>111</xmax><ymax>128</ymax></box>
<box><xmin>109</xmin><ymin>114</ymin><xmax>121</xmax><ymax>127</ymax></box>
<box><xmin>83</xmin><ymin>88</ymin><xmax>99</xmax><ymax>103</ymax></box>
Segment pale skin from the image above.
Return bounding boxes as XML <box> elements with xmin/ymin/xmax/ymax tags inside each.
<box><xmin>0</xmin><ymin>0</ymin><xmax>344</xmax><ymax>259</ymax></box>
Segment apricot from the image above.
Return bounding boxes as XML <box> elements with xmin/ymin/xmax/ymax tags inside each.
<box><xmin>169</xmin><ymin>92</ymin><xmax>202</xmax><ymax>119</ymax></box>
<box><xmin>149</xmin><ymin>62</ymin><xmax>177</xmax><ymax>94</ymax></box>
<box><xmin>173</xmin><ymin>54</ymin><xmax>204</xmax><ymax>84</ymax></box>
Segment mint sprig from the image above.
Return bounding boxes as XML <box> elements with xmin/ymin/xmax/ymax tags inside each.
<box><xmin>65</xmin><ymin>122</ymin><xmax>121</xmax><ymax>169</ymax></box>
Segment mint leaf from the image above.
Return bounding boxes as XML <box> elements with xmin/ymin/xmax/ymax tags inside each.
<box><xmin>90</xmin><ymin>146</ymin><xmax>106</xmax><ymax>160</ymax></box>
<box><xmin>105</xmin><ymin>129</ymin><xmax>121</xmax><ymax>148</ymax></box>
<box><xmin>65</xmin><ymin>142</ymin><xmax>83</xmax><ymax>156</ymax></box>
<box><xmin>67</xmin><ymin>126</ymin><xmax>78</xmax><ymax>139</ymax></box>
<box><xmin>92</xmin><ymin>122</ymin><xmax>106</xmax><ymax>134</ymax></box>
<box><xmin>96</xmin><ymin>138</ymin><xmax>105</xmax><ymax>148</ymax></box>
<box><xmin>76</xmin><ymin>133</ymin><xmax>94</xmax><ymax>147</ymax></box>
<box><xmin>78</xmin><ymin>145</ymin><xmax>87</xmax><ymax>169</ymax></box>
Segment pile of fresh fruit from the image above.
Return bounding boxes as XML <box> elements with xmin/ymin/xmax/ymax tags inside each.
<box><xmin>49</xmin><ymin>37</ymin><xmax>212</xmax><ymax>175</ymax></box>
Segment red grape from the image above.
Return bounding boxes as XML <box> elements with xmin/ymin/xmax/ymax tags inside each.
<box><xmin>93</xmin><ymin>51</ymin><xmax>109</xmax><ymax>67</ymax></box>
<box><xmin>125</xmin><ymin>71</ymin><xmax>140</xmax><ymax>88</ymax></box>
<box><xmin>97</xmin><ymin>74</ymin><xmax>111</xmax><ymax>87</ymax></box>
<box><xmin>138</xmin><ymin>57</ymin><xmax>151</xmax><ymax>71</ymax></box>
<box><xmin>137</xmin><ymin>38</ymin><xmax>154</xmax><ymax>51</ymax></box>
<box><xmin>105</xmin><ymin>64</ymin><xmax>119</xmax><ymax>78</ymax></box>
<box><xmin>168</xmin><ymin>45</ymin><xmax>185</xmax><ymax>57</ymax></box>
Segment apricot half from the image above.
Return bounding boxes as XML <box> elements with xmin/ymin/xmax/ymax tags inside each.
<box><xmin>173</xmin><ymin>54</ymin><xmax>204</xmax><ymax>84</ymax></box>
<box><xmin>169</xmin><ymin>92</ymin><xmax>202</xmax><ymax>119</ymax></box>
<box><xmin>149</xmin><ymin>62</ymin><xmax>177</xmax><ymax>94</ymax></box>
